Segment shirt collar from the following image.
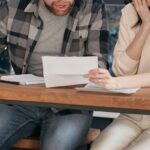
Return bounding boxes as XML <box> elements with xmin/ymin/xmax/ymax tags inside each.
<box><xmin>24</xmin><ymin>0</ymin><xmax>39</xmax><ymax>17</ymax></box>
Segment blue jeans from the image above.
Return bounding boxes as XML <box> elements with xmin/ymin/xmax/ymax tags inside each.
<box><xmin>0</xmin><ymin>104</ymin><xmax>92</xmax><ymax>150</ymax></box>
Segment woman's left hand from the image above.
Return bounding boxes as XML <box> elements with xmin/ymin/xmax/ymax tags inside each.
<box><xmin>85</xmin><ymin>68</ymin><xmax>118</xmax><ymax>90</ymax></box>
<box><xmin>133</xmin><ymin>0</ymin><xmax>150</xmax><ymax>25</ymax></box>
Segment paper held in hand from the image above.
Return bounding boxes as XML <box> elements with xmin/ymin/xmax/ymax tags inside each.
<box><xmin>42</xmin><ymin>56</ymin><xmax>98</xmax><ymax>88</ymax></box>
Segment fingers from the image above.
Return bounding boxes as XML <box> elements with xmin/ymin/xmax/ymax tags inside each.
<box><xmin>140</xmin><ymin>0</ymin><xmax>148</xmax><ymax>8</ymax></box>
<box><xmin>86</xmin><ymin>68</ymin><xmax>111</xmax><ymax>79</ymax></box>
<box><xmin>88</xmin><ymin>68</ymin><xmax>110</xmax><ymax>76</ymax></box>
<box><xmin>133</xmin><ymin>0</ymin><xmax>150</xmax><ymax>24</ymax></box>
<box><xmin>88</xmin><ymin>68</ymin><xmax>100</xmax><ymax>75</ymax></box>
<box><xmin>98</xmin><ymin>68</ymin><xmax>111</xmax><ymax>78</ymax></box>
<box><xmin>87</xmin><ymin>73</ymin><xmax>110</xmax><ymax>79</ymax></box>
<box><xmin>133</xmin><ymin>0</ymin><xmax>149</xmax><ymax>12</ymax></box>
<box><xmin>142</xmin><ymin>0</ymin><xmax>147</xmax><ymax>6</ymax></box>
<box><xmin>133</xmin><ymin>0</ymin><xmax>140</xmax><ymax>11</ymax></box>
<box><xmin>84</xmin><ymin>68</ymin><xmax>99</xmax><ymax>78</ymax></box>
<box><xmin>89</xmin><ymin>78</ymin><xmax>113</xmax><ymax>90</ymax></box>
<box><xmin>86</xmin><ymin>68</ymin><xmax>117</xmax><ymax>89</ymax></box>
<box><xmin>89</xmin><ymin>78</ymin><xmax>107</xmax><ymax>85</ymax></box>
<box><xmin>84</xmin><ymin>68</ymin><xmax>113</xmax><ymax>89</ymax></box>
<box><xmin>133</xmin><ymin>0</ymin><xmax>143</xmax><ymax>13</ymax></box>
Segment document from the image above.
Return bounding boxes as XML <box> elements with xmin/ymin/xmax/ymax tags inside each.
<box><xmin>42</xmin><ymin>56</ymin><xmax>98</xmax><ymax>88</ymax></box>
<box><xmin>0</xmin><ymin>74</ymin><xmax>45</xmax><ymax>85</ymax></box>
<box><xmin>76</xmin><ymin>82</ymin><xmax>140</xmax><ymax>94</ymax></box>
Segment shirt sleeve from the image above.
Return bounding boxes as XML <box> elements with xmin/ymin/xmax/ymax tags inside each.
<box><xmin>112</xmin><ymin>7</ymin><xmax>139</xmax><ymax>76</ymax></box>
<box><xmin>85</xmin><ymin>2</ymin><xmax>109</xmax><ymax>69</ymax></box>
<box><xmin>0</xmin><ymin>0</ymin><xmax>8</xmax><ymax>53</ymax></box>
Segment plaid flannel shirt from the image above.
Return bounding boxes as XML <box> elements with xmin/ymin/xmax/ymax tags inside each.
<box><xmin>0</xmin><ymin>0</ymin><xmax>109</xmax><ymax>74</ymax></box>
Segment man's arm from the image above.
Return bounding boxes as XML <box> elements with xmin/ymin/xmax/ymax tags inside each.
<box><xmin>0</xmin><ymin>0</ymin><xmax>8</xmax><ymax>54</ymax></box>
<box><xmin>85</xmin><ymin>1</ymin><xmax>109</xmax><ymax>69</ymax></box>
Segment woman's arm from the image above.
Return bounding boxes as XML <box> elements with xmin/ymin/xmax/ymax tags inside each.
<box><xmin>116</xmin><ymin>73</ymin><xmax>150</xmax><ymax>89</ymax></box>
<box><xmin>113</xmin><ymin>0</ymin><xmax>150</xmax><ymax>76</ymax></box>
<box><xmin>126</xmin><ymin>0</ymin><xmax>150</xmax><ymax>60</ymax></box>
<box><xmin>85</xmin><ymin>68</ymin><xmax>150</xmax><ymax>89</ymax></box>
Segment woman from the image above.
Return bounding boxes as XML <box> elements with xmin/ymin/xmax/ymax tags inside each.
<box><xmin>87</xmin><ymin>0</ymin><xmax>150</xmax><ymax>149</ymax></box>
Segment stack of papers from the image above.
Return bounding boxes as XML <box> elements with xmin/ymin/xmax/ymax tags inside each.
<box><xmin>76</xmin><ymin>82</ymin><xmax>140</xmax><ymax>94</ymax></box>
<box><xmin>42</xmin><ymin>56</ymin><xmax>98</xmax><ymax>88</ymax></box>
<box><xmin>0</xmin><ymin>74</ymin><xmax>45</xmax><ymax>85</ymax></box>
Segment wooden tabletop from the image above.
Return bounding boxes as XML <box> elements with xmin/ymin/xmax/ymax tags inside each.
<box><xmin>0</xmin><ymin>82</ymin><xmax>150</xmax><ymax>114</ymax></box>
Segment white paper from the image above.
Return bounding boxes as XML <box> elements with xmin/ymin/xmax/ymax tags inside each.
<box><xmin>42</xmin><ymin>56</ymin><xmax>98</xmax><ymax>88</ymax></box>
<box><xmin>0</xmin><ymin>74</ymin><xmax>44</xmax><ymax>85</ymax></box>
<box><xmin>76</xmin><ymin>82</ymin><xmax>140</xmax><ymax>94</ymax></box>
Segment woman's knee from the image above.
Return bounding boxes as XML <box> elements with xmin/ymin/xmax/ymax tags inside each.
<box><xmin>125</xmin><ymin>129</ymin><xmax>150</xmax><ymax>150</ymax></box>
<box><xmin>90</xmin><ymin>118</ymin><xmax>141</xmax><ymax>150</ymax></box>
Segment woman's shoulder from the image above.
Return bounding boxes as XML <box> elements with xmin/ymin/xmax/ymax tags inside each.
<box><xmin>121</xmin><ymin>3</ymin><xmax>139</xmax><ymax>28</ymax></box>
<box><xmin>122</xmin><ymin>3</ymin><xmax>136</xmax><ymax>14</ymax></box>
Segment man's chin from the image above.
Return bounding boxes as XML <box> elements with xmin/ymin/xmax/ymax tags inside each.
<box><xmin>44</xmin><ymin>2</ymin><xmax>72</xmax><ymax>16</ymax></box>
<box><xmin>50</xmin><ymin>7</ymin><xmax>71</xmax><ymax>16</ymax></box>
<box><xmin>52</xmin><ymin>10</ymin><xmax>70</xmax><ymax>16</ymax></box>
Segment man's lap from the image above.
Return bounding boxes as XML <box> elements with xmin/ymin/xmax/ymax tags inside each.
<box><xmin>0</xmin><ymin>104</ymin><xmax>92</xmax><ymax>150</ymax></box>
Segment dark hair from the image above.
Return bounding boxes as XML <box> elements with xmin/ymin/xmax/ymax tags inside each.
<box><xmin>124</xmin><ymin>0</ymin><xmax>132</xmax><ymax>4</ymax></box>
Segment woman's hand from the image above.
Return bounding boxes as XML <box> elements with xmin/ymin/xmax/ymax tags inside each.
<box><xmin>85</xmin><ymin>68</ymin><xmax>118</xmax><ymax>90</ymax></box>
<box><xmin>133</xmin><ymin>0</ymin><xmax>150</xmax><ymax>25</ymax></box>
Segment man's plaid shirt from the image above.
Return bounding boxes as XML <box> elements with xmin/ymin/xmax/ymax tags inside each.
<box><xmin>0</xmin><ymin>0</ymin><xmax>109</xmax><ymax>74</ymax></box>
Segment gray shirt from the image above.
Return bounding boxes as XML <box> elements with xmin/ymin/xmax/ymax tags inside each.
<box><xmin>28</xmin><ymin>0</ymin><xmax>69</xmax><ymax>76</ymax></box>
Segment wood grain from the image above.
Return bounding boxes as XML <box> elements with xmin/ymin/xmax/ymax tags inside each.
<box><xmin>0</xmin><ymin>83</ymin><xmax>150</xmax><ymax>112</ymax></box>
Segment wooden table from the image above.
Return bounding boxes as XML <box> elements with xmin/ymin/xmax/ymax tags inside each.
<box><xmin>0</xmin><ymin>82</ymin><xmax>150</xmax><ymax>114</ymax></box>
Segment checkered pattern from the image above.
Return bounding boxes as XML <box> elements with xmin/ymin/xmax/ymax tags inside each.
<box><xmin>0</xmin><ymin>0</ymin><xmax>109</xmax><ymax>74</ymax></box>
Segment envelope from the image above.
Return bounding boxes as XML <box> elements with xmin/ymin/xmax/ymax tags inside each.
<box><xmin>42</xmin><ymin>56</ymin><xmax>98</xmax><ymax>88</ymax></box>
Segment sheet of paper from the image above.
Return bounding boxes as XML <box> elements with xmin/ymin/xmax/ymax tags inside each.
<box><xmin>76</xmin><ymin>82</ymin><xmax>140</xmax><ymax>94</ymax></box>
<box><xmin>0</xmin><ymin>74</ymin><xmax>44</xmax><ymax>85</ymax></box>
<box><xmin>42</xmin><ymin>56</ymin><xmax>98</xmax><ymax>88</ymax></box>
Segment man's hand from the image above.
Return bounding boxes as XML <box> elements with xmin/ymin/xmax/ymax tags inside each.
<box><xmin>85</xmin><ymin>68</ymin><xmax>118</xmax><ymax>90</ymax></box>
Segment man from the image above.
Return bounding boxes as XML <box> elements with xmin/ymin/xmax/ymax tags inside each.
<box><xmin>0</xmin><ymin>0</ymin><xmax>109</xmax><ymax>149</ymax></box>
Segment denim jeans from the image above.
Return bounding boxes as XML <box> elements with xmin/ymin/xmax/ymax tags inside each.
<box><xmin>0</xmin><ymin>104</ymin><xmax>92</xmax><ymax>150</ymax></box>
